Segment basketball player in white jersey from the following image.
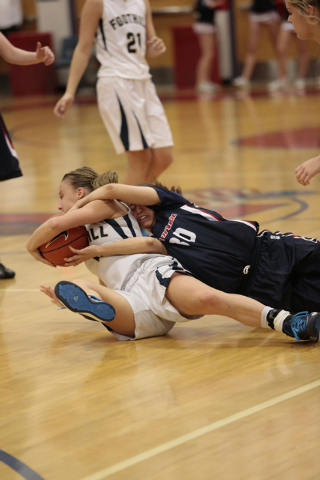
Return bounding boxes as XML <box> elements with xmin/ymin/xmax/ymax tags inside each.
<box><xmin>54</xmin><ymin>0</ymin><xmax>173</xmax><ymax>186</ymax></box>
<box><xmin>26</xmin><ymin>167</ymin><xmax>318</xmax><ymax>342</ymax></box>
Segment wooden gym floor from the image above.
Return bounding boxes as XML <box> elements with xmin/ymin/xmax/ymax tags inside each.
<box><xmin>0</xmin><ymin>85</ymin><xmax>319</xmax><ymax>480</ymax></box>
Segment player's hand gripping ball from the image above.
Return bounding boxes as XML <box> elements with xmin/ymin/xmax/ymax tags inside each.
<box><xmin>39</xmin><ymin>225</ymin><xmax>88</xmax><ymax>266</ymax></box>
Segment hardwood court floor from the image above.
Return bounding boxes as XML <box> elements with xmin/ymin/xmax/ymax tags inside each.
<box><xmin>0</xmin><ymin>86</ymin><xmax>320</xmax><ymax>480</ymax></box>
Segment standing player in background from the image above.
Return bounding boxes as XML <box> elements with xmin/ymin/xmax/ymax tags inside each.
<box><xmin>0</xmin><ymin>0</ymin><xmax>23</xmax><ymax>36</ymax></box>
<box><xmin>54</xmin><ymin>0</ymin><xmax>174</xmax><ymax>186</ymax></box>
<box><xmin>268</xmin><ymin>2</ymin><xmax>309</xmax><ymax>92</ymax></box>
<box><xmin>289</xmin><ymin>0</ymin><xmax>320</xmax><ymax>185</ymax></box>
<box><xmin>193</xmin><ymin>0</ymin><xmax>223</xmax><ymax>94</ymax></box>
<box><xmin>0</xmin><ymin>32</ymin><xmax>54</xmax><ymax>279</ymax></box>
<box><xmin>232</xmin><ymin>0</ymin><xmax>281</xmax><ymax>88</ymax></box>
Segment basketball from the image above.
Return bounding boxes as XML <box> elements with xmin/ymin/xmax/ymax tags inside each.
<box><xmin>39</xmin><ymin>226</ymin><xmax>88</xmax><ymax>266</ymax></box>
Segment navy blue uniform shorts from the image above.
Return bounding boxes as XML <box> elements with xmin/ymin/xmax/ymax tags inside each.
<box><xmin>244</xmin><ymin>230</ymin><xmax>320</xmax><ymax>312</ymax></box>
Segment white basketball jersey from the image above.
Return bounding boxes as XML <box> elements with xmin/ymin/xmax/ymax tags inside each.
<box><xmin>0</xmin><ymin>0</ymin><xmax>23</xmax><ymax>30</ymax></box>
<box><xmin>85</xmin><ymin>205</ymin><xmax>158</xmax><ymax>290</ymax></box>
<box><xmin>95</xmin><ymin>0</ymin><xmax>151</xmax><ymax>80</ymax></box>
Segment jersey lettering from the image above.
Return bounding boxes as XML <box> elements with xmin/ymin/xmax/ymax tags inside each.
<box><xmin>160</xmin><ymin>214</ymin><xmax>177</xmax><ymax>241</ymax></box>
<box><xmin>170</xmin><ymin>227</ymin><xmax>196</xmax><ymax>246</ymax></box>
<box><xmin>109</xmin><ymin>14</ymin><xmax>145</xmax><ymax>31</ymax></box>
<box><xmin>99</xmin><ymin>226</ymin><xmax>109</xmax><ymax>238</ymax></box>
<box><xmin>127</xmin><ymin>32</ymin><xmax>141</xmax><ymax>53</ymax></box>
<box><xmin>89</xmin><ymin>228</ymin><xmax>99</xmax><ymax>241</ymax></box>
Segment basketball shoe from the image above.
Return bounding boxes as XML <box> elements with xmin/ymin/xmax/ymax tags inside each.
<box><xmin>54</xmin><ymin>281</ymin><xmax>115</xmax><ymax>323</ymax></box>
<box><xmin>0</xmin><ymin>263</ymin><xmax>15</xmax><ymax>279</ymax></box>
<box><xmin>283</xmin><ymin>311</ymin><xmax>320</xmax><ymax>342</ymax></box>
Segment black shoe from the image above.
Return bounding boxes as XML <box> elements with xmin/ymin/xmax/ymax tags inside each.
<box><xmin>283</xmin><ymin>311</ymin><xmax>320</xmax><ymax>342</ymax></box>
<box><xmin>0</xmin><ymin>263</ymin><xmax>15</xmax><ymax>279</ymax></box>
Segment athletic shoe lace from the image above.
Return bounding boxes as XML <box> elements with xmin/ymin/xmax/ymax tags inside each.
<box><xmin>290</xmin><ymin>311</ymin><xmax>308</xmax><ymax>341</ymax></box>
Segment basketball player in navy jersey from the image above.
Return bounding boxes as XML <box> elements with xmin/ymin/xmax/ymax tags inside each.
<box><xmin>26</xmin><ymin>166</ymin><xmax>294</xmax><ymax>342</ymax></box>
<box><xmin>0</xmin><ymin>32</ymin><xmax>54</xmax><ymax>279</ymax></box>
<box><xmin>66</xmin><ymin>180</ymin><xmax>320</xmax><ymax>342</ymax></box>
<box><xmin>54</xmin><ymin>0</ymin><xmax>173</xmax><ymax>186</ymax></box>
<box><xmin>27</xmin><ymin>167</ymin><xmax>318</xmax><ymax>342</ymax></box>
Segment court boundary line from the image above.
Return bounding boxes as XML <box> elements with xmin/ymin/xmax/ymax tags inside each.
<box><xmin>79</xmin><ymin>379</ymin><xmax>320</xmax><ymax>480</ymax></box>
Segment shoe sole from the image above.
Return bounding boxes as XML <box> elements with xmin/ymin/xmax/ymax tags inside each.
<box><xmin>307</xmin><ymin>313</ymin><xmax>320</xmax><ymax>342</ymax></box>
<box><xmin>54</xmin><ymin>281</ymin><xmax>115</xmax><ymax>323</ymax></box>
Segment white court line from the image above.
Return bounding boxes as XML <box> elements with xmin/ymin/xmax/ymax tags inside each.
<box><xmin>0</xmin><ymin>289</ymin><xmax>40</xmax><ymax>292</ymax></box>
<box><xmin>79</xmin><ymin>379</ymin><xmax>320</xmax><ymax>480</ymax></box>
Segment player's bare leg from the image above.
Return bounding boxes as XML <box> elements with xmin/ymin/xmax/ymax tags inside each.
<box><xmin>147</xmin><ymin>146</ymin><xmax>173</xmax><ymax>181</ymax></box>
<box><xmin>241</xmin><ymin>21</ymin><xmax>262</xmax><ymax>81</ymax></box>
<box><xmin>124</xmin><ymin>147</ymin><xmax>173</xmax><ymax>185</ymax></box>
<box><xmin>166</xmin><ymin>274</ymin><xmax>263</xmax><ymax>326</ymax></box>
<box><xmin>123</xmin><ymin>149</ymin><xmax>152</xmax><ymax>185</ymax></box>
<box><xmin>54</xmin><ymin>279</ymin><xmax>136</xmax><ymax>337</ymax></box>
<box><xmin>196</xmin><ymin>32</ymin><xmax>215</xmax><ymax>88</ymax></box>
<box><xmin>165</xmin><ymin>274</ymin><xmax>320</xmax><ymax>341</ymax></box>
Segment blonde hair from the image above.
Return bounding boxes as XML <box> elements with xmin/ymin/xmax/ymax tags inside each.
<box><xmin>287</xmin><ymin>0</ymin><xmax>320</xmax><ymax>23</ymax></box>
<box><xmin>62</xmin><ymin>167</ymin><xmax>118</xmax><ymax>192</ymax></box>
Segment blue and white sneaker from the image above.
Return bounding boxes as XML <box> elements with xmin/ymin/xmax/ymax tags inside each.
<box><xmin>54</xmin><ymin>281</ymin><xmax>115</xmax><ymax>323</ymax></box>
<box><xmin>283</xmin><ymin>311</ymin><xmax>320</xmax><ymax>342</ymax></box>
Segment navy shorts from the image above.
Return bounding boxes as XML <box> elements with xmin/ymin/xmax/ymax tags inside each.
<box><xmin>245</xmin><ymin>230</ymin><xmax>320</xmax><ymax>312</ymax></box>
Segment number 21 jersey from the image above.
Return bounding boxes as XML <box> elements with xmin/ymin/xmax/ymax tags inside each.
<box><xmin>96</xmin><ymin>0</ymin><xmax>151</xmax><ymax>80</ymax></box>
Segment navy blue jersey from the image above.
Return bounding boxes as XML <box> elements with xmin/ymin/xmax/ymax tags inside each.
<box><xmin>149</xmin><ymin>187</ymin><xmax>259</xmax><ymax>293</ymax></box>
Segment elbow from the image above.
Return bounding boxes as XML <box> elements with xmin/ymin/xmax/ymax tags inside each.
<box><xmin>145</xmin><ymin>237</ymin><xmax>161</xmax><ymax>253</ymax></box>
<box><xmin>105</xmin><ymin>183</ymin><xmax>117</xmax><ymax>195</ymax></box>
<box><xmin>75</xmin><ymin>43</ymin><xmax>92</xmax><ymax>59</ymax></box>
<box><xmin>101</xmin><ymin>183</ymin><xmax>118</xmax><ymax>200</ymax></box>
<box><xmin>44</xmin><ymin>217</ymin><xmax>64</xmax><ymax>238</ymax></box>
<box><xmin>48</xmin><ymin>216</ymin><xmax>62</xmax><ymax>230</ymax></box>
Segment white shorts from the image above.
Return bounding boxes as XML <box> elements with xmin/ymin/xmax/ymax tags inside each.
<box><xmin>249</xmin><ymin>11</ymin><xmax>280</xmax><ymax>24</ymax></box>
<box><xmin>193</xmin><ymin>22</ymin><xmax>216</xmax><ymax>35</ymax></box>
<box><xmin>97</xmin><ymin>77</ymin><xmax>174</xmax><ymax>155</ymax></box>
<box><xmin>110</xmin><ymin>256</ymin><xmax>203</xmax><ymax>341</ymax></box>
<box><xmin>281</xmin><ymin>21</ymin><xmax>295</xmax><ymax>32</ymax></box>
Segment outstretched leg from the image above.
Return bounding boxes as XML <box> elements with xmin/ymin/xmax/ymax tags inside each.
<box><xmin>166</xmin><ymin>274</ymin><xmax>319</xmax><ymax>341</ymax></box>
<box><xmin>54</xmin><ymin>279</ymin><xmax>136</xmax><ymax>337</ymax></box>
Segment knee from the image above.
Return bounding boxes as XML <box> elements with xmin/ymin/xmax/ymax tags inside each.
<box><xmin>160</xmin><ymin>148</ymin><xmax>174</xmax><ymax>169</ymax></box>
<box><xmin>195</xmin><ymin>289</ymin><xmax>223</xmax><ymax>311</ymax></box>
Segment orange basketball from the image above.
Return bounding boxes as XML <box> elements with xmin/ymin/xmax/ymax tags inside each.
<box><xmin>39</xmin><ymin>226</ymin><xmax>88</xmax><ymax>266</ymax></box>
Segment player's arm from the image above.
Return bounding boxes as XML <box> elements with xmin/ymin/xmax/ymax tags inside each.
<box><xmin>53</xmin><ymin>0</ymin><xmax>103</xmax><ymax>117</ymax></box>
<box><xmin>144</xmin><ymin>0</ymin><xmax>166</xmax><ymax>58</ymax></box>
<box><xmin>26</xmin><ymin>200</ymin><xmax>117</xmax><ymax>263</ymax></box>
<box><xmin>66</xmin><ymin>236</ymin><xmax>167</xmax><ymax>266</ymax></box>
<box><xmin>70</xmin><ymin>183</ymin><xmax>161</xmax><ymax>210</ymax></box>
<box><xmin>0</xmin><ymin>32</ymin><xmax>54</xmax><ymax>66</ymax></box>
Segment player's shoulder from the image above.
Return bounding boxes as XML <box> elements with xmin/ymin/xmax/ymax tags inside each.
<box><xmin>153</xmin><ymin>186</ymin><xmax>188</xmax><ymax>206</ymax></box>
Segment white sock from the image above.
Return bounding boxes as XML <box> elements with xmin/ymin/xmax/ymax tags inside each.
<box><xmin>261</xmin><ymin>306</ymin><xmax>272</xmax><ymax>329</ymax></box>
<box><xmin>273</xmin><ymin>310</ymin><xmax>291</xmax><ymax>333</ymax></box>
